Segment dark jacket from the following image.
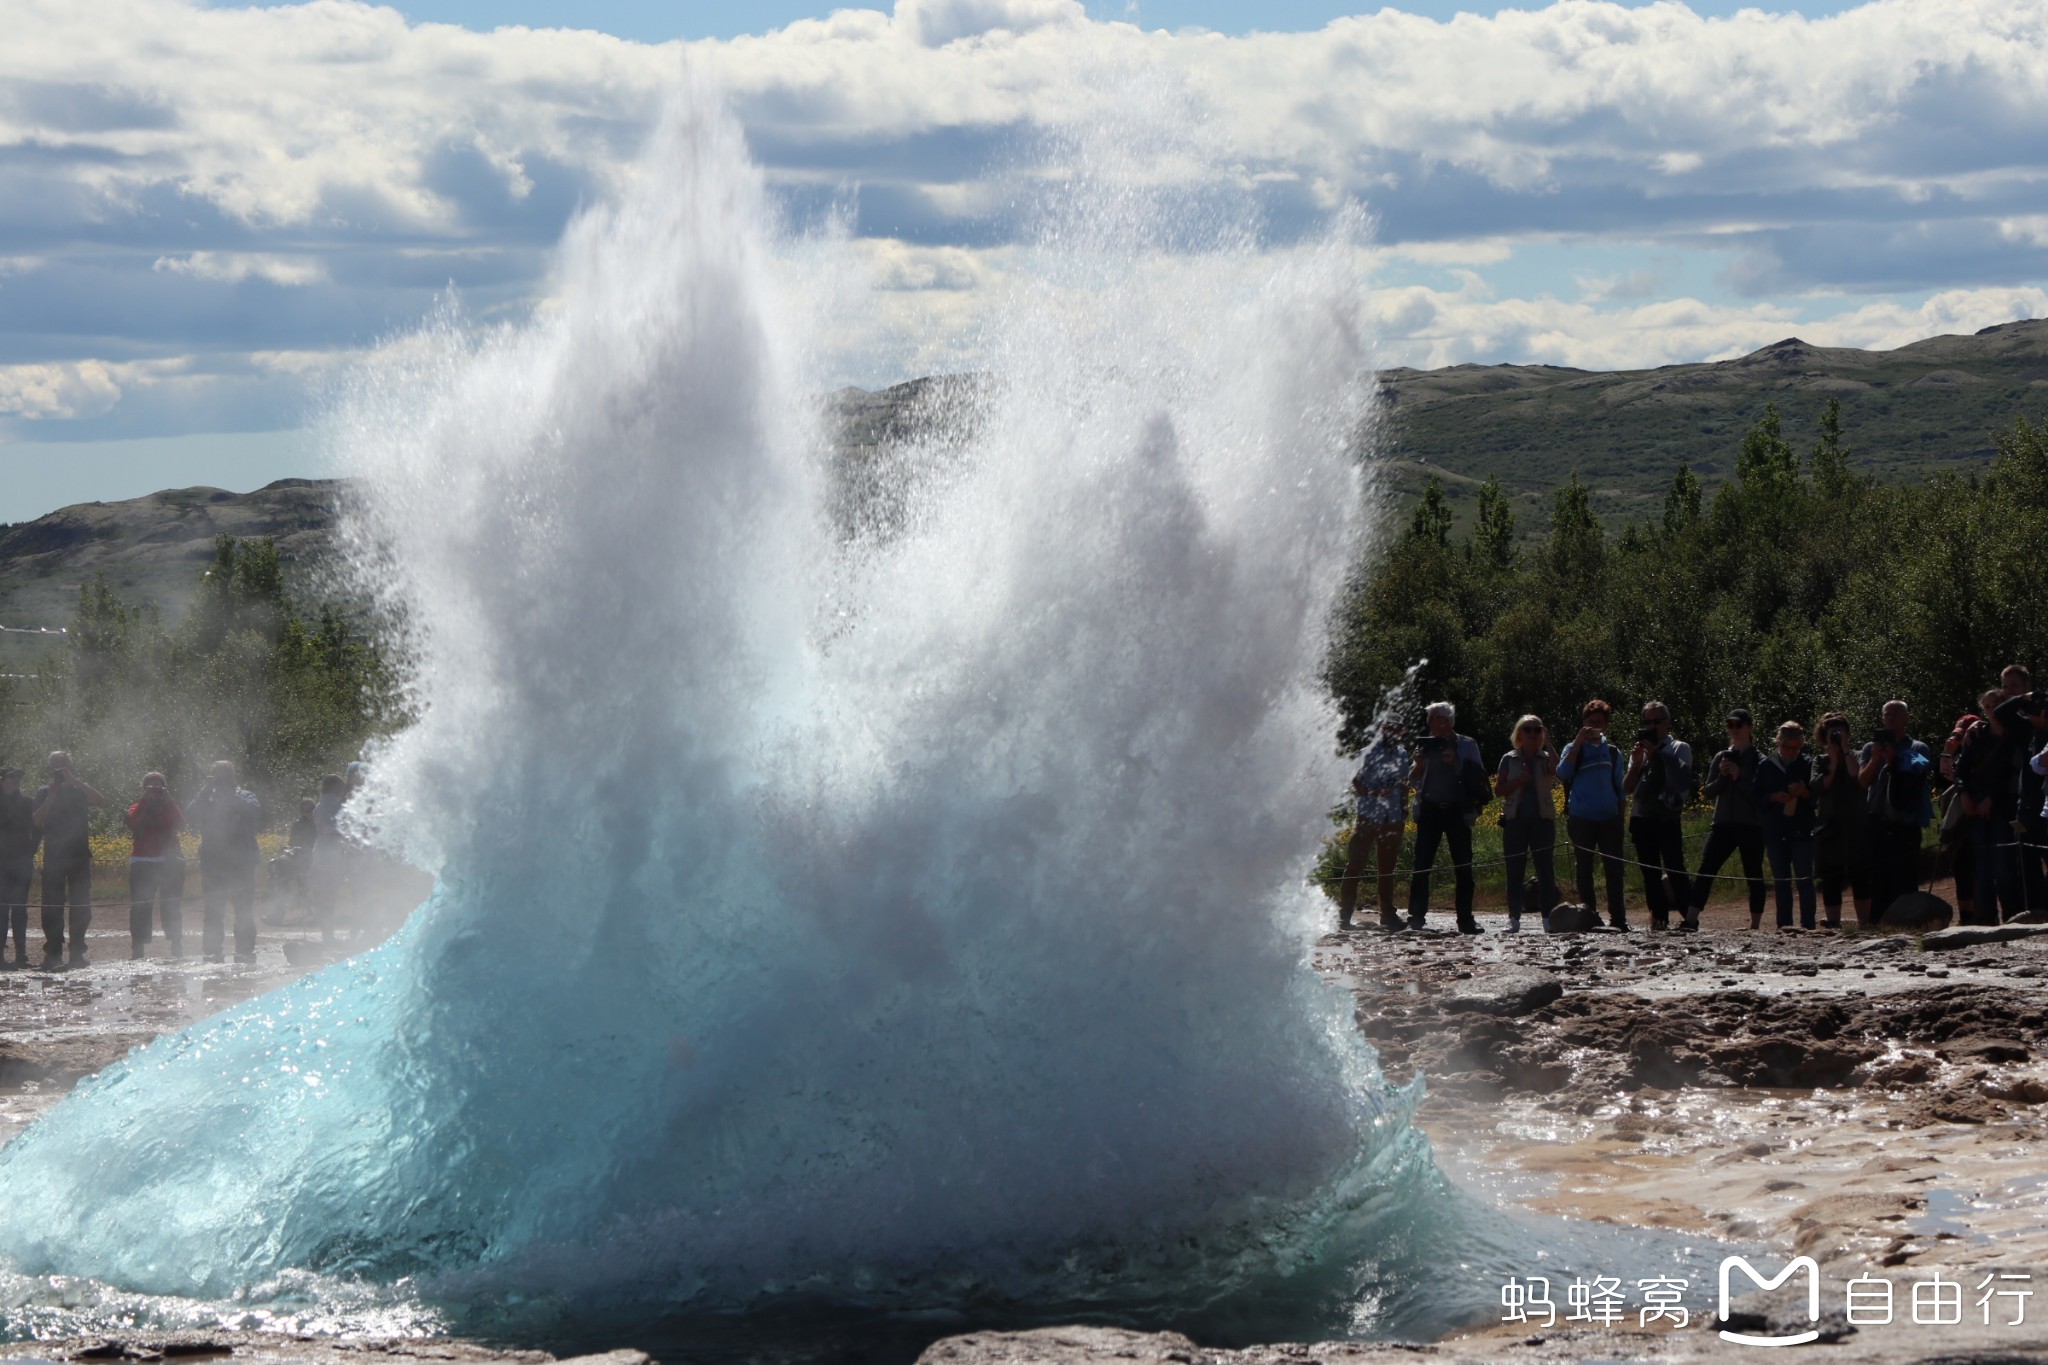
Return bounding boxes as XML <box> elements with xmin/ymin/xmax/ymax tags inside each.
<box><xmin>1702</xmin><ymin>746</ymin><xmax>1763</xmax><ymax>827</ymax></box>
<box><xmin>1956</xmin><ymin>712</ymin><xmax>2025</xmax><ymax>824</ymax></box>
<box><xmin>1755</xmin><ymin>750</ymin><xmax>1815</xmax><ymax>839</ymax></box>
<box><xmin>1812</xmin><ymin>750</ymin><xmax>1866</xmax><ymax>848</ymax></box>
<box><xmin>0</xmin><ymin>791</ymin><xmax>39</xmax><ymax>863</ymax></box>
<box><xmin>187</xmin><ymin>784</ymin><xmax>263</xmax><ymax>868</ymax></box>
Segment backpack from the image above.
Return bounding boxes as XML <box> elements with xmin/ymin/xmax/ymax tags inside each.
<box><xmin>1877</xmin><ymin>746</ymin><xmax>1929</xmax><ymax>824</ymax></box>
<box><xmin>1458</xmin><ymin>745</ymin><xmax>1494</xmax><ymax>816</ymax></box>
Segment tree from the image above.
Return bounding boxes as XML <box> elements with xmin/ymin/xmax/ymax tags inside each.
<box><xmin>1736</xmin><ymin>403</ymin><xmax>1799</xmax><ymax>489</ymax></box>
<box><xmin>1408</xmin><ymin>475</ymin><xmax>1452</xmax><ymax>548</ymax></box>
<box><xmin>1808</xmin><ymin>396</ymin><xmax>1855</xmax><ymax>497</ymax></box>
<box><xmin>1545</xmin><ymin>473</ymin><xmax>1606</xmax><ymax>587</ymax></box>
<box><xmin>1662</xmin><ymin>463</ymin><xmax>1702</xmax><ymax>538</ymax></box>
<box><xmin>1470</xmin><ymin>475</ymin><xmax>1517</xmax><ymax>572</ymax></box>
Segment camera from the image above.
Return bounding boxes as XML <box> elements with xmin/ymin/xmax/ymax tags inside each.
<box><xmin>1635</xmin><ymin>727</ymin><xmax>1658</xmax><ymax>746</ymax></box>
<box><xmin>1417</xmin><ymin>735</ymin><xmax>1447</xmax><ymax>755</ymax></box>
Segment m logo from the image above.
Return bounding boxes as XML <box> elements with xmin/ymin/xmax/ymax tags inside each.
<box><xmin>1719</xmin><ymin>1255</ymin><xmax>1821</xmax><ymax>1346</ymax></box>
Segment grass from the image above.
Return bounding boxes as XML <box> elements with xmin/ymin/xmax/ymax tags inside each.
<box><xmin>1315</xmin><ymin>804</ymin><xmax>1748</xmax><ymax>914</ymax></box>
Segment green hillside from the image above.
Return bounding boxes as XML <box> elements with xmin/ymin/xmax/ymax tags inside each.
<box><xmin>1374</xmin><ymin>317</ymin><xmax>2048</xmax><ymax>533</ymax></box>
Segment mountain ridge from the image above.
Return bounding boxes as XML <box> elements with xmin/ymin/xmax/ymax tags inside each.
<box><xmin>1</xmin><ymin>319</ymin><xmax>2040</xmax><ymax>655</ymax></box>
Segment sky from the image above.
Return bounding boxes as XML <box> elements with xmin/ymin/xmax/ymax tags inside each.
<box><xmin>2</xmin><ymin>0</ymin><xmax>2045</xmax><ymax>522</ymax></box>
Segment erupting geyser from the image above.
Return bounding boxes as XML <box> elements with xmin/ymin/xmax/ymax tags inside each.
<box><xmin>0</xmin><ymin>76</ymin><xmax>1537</xmax><ymax>1345</ymax></box>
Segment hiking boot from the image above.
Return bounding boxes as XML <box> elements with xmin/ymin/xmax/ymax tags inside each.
<box><xmin>1609</xmin><ymin>917</ymin><xmax>1629</xmax><ymax>931</ymax></box>
<box><xmin>1678</xmin><ymin>910</ymin><xmax>1701</xmax><ymax>933</ymax></box>
<box><xmin>1650</xmin><ymin>913</ymin><xmax>1669</xmax><ymax>932</ymax></box>
<box><xmin>1456</xmin><ymin>915</ymin><xmax>1484</xmax><ymax>935</ymax></box>
<box><xmin>1507</xmin><ymin>914</ymin><xmax>1522</xmax><ymax>932</ymax></box>
<box><xmin>1379</xmin><ymin>912</ymin><xmax>1406</xmax><ymax>932</ymax></box>
<box><xmin>1406</xmin><ymin>916</ymin><xmax>1435</xmax><ymax>933</ymax></box>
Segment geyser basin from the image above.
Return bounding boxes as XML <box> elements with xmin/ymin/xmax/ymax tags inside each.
<box><xmin>0</xmin><ymin>78</ymin><xmax>1702</xmax><ymax>1350</ymax></box>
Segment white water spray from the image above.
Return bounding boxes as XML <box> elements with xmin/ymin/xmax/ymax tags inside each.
<box><xmin>0</xmin><ymin>75</ymin><xmax>1555</xmax><ymax>1344</ymax></box>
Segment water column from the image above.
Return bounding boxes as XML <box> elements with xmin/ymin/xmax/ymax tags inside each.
<box><xmin>0</xmin><ymin>75</ymin><xmax>1499</xmax><ymax>1344</ymax></box>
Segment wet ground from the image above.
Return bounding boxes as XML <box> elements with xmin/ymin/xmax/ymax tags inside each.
<box><xmin>0</xmin><ymin>930</ymin><xmax>324</xmax><ymax>1143</ymax></box>
<box><xmin>8</xmin><ymin>894</ymin><xmax>2048</xmax><ymax>1363</ymax></box>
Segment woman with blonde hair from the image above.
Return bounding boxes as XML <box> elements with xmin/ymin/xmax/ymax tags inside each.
<box><xmin>1497</xmin><ymin>715</ymin><xmax>1559</xmax><ymax>931</ymax></box>
<box><xmin>1755</xmin><ymin>720</ymin><xmax>1818</xmax><ymax>928</ymax></box>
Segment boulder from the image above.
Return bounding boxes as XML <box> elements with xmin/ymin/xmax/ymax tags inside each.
<box><xmin>1878</xmin><ymin>891</ymin><xmax>1952</xmax><ymax>931</ymax></box>
<box><xmin>1919</xmin><ymin>922</ymin><xmax>2048</xmax><ymax>950</ymax></box>
<box><xmin>1439</xmin><ymin>966</ymin><xmax>1565</xmax><ymax>1017</ymax></box>
<box><xmin>1544</xmin><ymin>903</ymin><xmax>1604</xmax><ymax>933</ymax></box>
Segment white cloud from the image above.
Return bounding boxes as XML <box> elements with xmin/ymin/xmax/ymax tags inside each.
<box><xmin>1363</xmin><ymin>276</ymin><xmax>2048</xmax><ymax>372</ymax></box>
<box><xmin>2</xmin><ymin>0</ymin><xmax>2046</xmax><ymax>439</ymax></box>
<box><xmin>153</xmin><ymin>252</ymin><xmax>329</xmax><ymax>285</ymax></box>
<box><xmin>7</xmin><ymin>0</ymin><xmax>2043</xmax><ymax>236</ymax></box>
<box><xmin>0</xmin><ymin>360</ymin><xmax>128</xmax><ymax>420</ymax></box>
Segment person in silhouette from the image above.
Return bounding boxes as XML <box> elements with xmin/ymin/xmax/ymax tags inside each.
<box><xmin>1813</xmin><ymin>712</ymin><xmax>1871</xmax><ymax>927</ymax></box>
<box><xmin>1406</xmin><ymin>701</ymin><xmax>1488</xmax><ymax>934</ymax></box>
<box><xmin>1755</xmin><ymin>721</ymin><xmax>1818</xmax><ymax>929</ymax></box>
<box><xmin>1558</xmin><ymin>699</ymin><xmax>1630</xmax><ymax>930</ymax></box>
<box><xmin>1496</xmin><ymin>716</ymin><xmax>1558</xmax><ymax>932</ymax></box>
<box><xmin>0</xmin><ymin>768</ymin><xmax>39</xmax><ymax>967</ymax></box>
<box><xmin>1859</xmin><ymin>700</ymin><xmax>1933</xmax><ymax>916</ymax></box>
<box><xmin>1623</xmin><ymin>700</ymin><xmax>1692</xmax><ymax>931</ymax></box>
<box><xmin>34</xmin><ymin>752</ymin><xmax>106</xmax><ymax>968</ymax></box>
<box><xmin>187</xmin><ymin>760</ymin><xmax>263</xmax><ymax>963</ymax></box>
<box><xmin>1955</xmin><ymin>688</ymin><xmax>2026</xmax><ymax>924</ymax></box>
<box><xmin>125</xmin><ymin>771</ymin><xmax>187</xmax><ymax>958</ymax></box>
<box><xmin>1338</xmin><ymin>721</ymin><xmax>1409</xmax><ymax>931</ymax></box>
<box><xmin>1682</xmin><ymin>710</ymin><xmax>1766</xmax><ymax>931</ymax></box>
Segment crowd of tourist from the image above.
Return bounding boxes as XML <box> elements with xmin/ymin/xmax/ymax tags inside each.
<box><xmin>1336</xmin><ymin>664</ymin><xmax>2048</xmax><ymax>935</ymax></box>
<box><xmin>0</xmin><ymin>752</ymin><xmax>369</xmax><ymax>969</ymax></box>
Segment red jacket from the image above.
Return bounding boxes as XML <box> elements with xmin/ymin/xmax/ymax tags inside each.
<box><xmin>125</xmin><ymin>795</ymin><xmax>186</xmax><ymax>858</ymax></box>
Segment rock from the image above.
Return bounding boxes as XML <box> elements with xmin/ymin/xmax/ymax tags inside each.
<box><xmin>1718</xmin><ymin>1283</ymin><xmax>1856</xmax><ymax>1345</ymax></box>
<box><xmin>1714</xmin><ymin>1038</ymin><xmax>1876</xmax><ymax>1087</ymax></box>
<box><xmin>1921</xmin><ymin>922</ymin><xmax>2048</xmax><ymax>950</ymax></box>
<box><xmin>1544</xmin><ymin>903</ymin><xmax>1603</xmax><ymax>933</ymax></box>
<box><xmin>919</xmin><ymin>1328</ymin><xmax>1201</xmax><ymax>1365</ymax></box>
<box><xmin>1879</xmin><ymin>891</ymin><xmax>1953</xmax><ymax>931</ymax></box>
<box><xmin>1936</xmin><ymin>1036</ymin><xmax>2030</xmax><ymax>1062</ymax></box>
<box><xmin>1438</xmin><ymin>966</ymin><xmax>1564</xmax><ymax>1017</ymax></box>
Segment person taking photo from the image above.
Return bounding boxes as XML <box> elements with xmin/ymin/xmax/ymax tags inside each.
<box><xmin>1623</xmin><ymin>700</ymin><xmax>1693</xmax><ymax>931</ymax></box>
<box><xmin>1557</xmin><ymin>699</ymin><xmax>1630</xmax><ymax>930</ymax></box>
<box><xmin>1683</xmin><ymin>709</ymin><xmax>1767</xmax><ymax>931</ymax></box>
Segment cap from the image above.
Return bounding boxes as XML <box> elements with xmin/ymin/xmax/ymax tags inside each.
<box><xmin>1725</xmin><ymin>708</ymin><xmax>1754</xmax><ymax>727</ymax></box>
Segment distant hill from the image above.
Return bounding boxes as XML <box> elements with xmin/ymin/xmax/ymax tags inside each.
<box><xmin>0</xmin><ymin>479</ymin><xmax>341</xmax><ymax>667</ymax></box>
<box><xmin>1374</xmin><ymin>317</ymin><xmax>2048</xmax><ymax>532</ymax></box>
<box><xmin>1</xmin><ymin>321</ymin><xmax>2039</xmax><ymax>659</ymax></box>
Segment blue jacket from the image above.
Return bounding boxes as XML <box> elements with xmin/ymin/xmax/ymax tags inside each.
<box><xmin>1557</xmin><ymin>737</ymin><xmax>1627</xmax><ymax>821</ymax></box>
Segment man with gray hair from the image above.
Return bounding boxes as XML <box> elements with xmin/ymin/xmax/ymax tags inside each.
<box><xmin>187</xmin><ymin>760</ymin><xmax>264</xmax><ymax>962</ymax></box>
<box><xmin>1407</xmin><ymin>701</ymin><xmax>1488</xmax><ymax>933</ymax></box>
